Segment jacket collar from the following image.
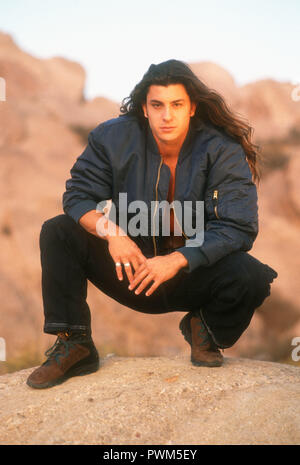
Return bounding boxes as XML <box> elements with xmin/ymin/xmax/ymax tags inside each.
<box><xmin>146</xmin><ymin>118</ymin><xmax>204</xmax><ymax>165</ymax></box>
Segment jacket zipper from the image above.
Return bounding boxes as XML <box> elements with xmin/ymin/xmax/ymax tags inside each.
<box><xmin>172</xmin><ymin>204</ymin><xmax>188</xmax><ymax>240</ymax></box>
<box><xmin>152</xmin><ymin>158</ymin><xmax>163</xmax><ymax>256</ymax></box>
<box><xmin>212</xmin><ymin>190</ymin><xmax>220</xmax><ymax>219</ymax></box>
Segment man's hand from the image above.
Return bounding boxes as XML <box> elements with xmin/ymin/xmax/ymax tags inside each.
<box><xmin>107</xmin><ymin>234</ymin><xmax>147</xmax><ymax>283</ymax></box>
<box><xmin>79</xmin><ymin>210</ymin><xmax>147</xmax><ymax>284</ymax></box>
<box><xmin>128</xmin><ymin>252</ymin><xmax>188</xmax><ymax>297</ymax></box>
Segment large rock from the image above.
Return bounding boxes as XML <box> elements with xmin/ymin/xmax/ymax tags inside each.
<box><xmin>0</xmin><ymin>356</ymin><xmax>299</xmax><ymax>445</ymax></box>
<box><xmin>0</xmin><ymin>31</ymin><xmax>119</xmax><ymax>134</ymax></box>
<box><xmin>236</xmin><ymin>79</ymin><xmax>300</xmax><ymax>141</ymax></box>
<box><xmin>190</xmin><ymin>61</ymin><xmax>238</xmax><ymax>107</ymax></box>
<box><xmin>0</xmin><ymin>31</ymin><xmax>85</xmax><ymax>102</ymax></box>
<box><xmin>189</xmin><ymin>61</ymin><xmax>300</xmax><ymax>142</ymax></box>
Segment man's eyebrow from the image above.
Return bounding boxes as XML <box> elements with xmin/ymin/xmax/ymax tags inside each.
<box><xmin>149</xmin><ymin>98</ymin><xmax>185</xmax><ymax>103</ymax></box>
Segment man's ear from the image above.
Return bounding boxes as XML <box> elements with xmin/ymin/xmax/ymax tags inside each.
<box><xmin>142</xmin><ymin>103</ymin><xmax>148</xmax><ymax>118</ymax></box>
<box><xmin>190</xmin><ymin>102</ymin><xmax>196</xmax><ymax>117</ymax></box>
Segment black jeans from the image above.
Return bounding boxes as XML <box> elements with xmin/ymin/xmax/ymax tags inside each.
<box><xmin>40</xmin><ymin>214</ymin><xmax>277</xmax><ymax>349</ymax></box>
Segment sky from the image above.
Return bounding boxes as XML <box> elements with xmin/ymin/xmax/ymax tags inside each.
<box><xmin>0</xmin><ymin>0</ymin><xmax>299</xmax><ymax>103</ymax></box>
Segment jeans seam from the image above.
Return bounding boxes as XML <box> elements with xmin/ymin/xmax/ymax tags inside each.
<box><xmin>199</xmin><ymin>309</ymin><xmax>230</xmax><ymax>349</ymax></box>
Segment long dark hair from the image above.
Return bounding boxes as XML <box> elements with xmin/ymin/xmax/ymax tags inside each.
<box><xmin>120</xmin><ymin>59</ymin><xmax>260</xmax><ymax>183</ymax></box>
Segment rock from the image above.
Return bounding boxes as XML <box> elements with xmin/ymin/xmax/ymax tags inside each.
<box><xmin>189</xmin><ymin>61</ymin><xmax>300</xmax><ymax>142</ymax></box>
<box><xmin>286</xmin><ymin>155</ymin><xmax>300</xmax><ymax>215</ymax></box>
<box><xmin>0</xmin><ymin>31</ymin><xmax>85</xmax><ymax>102</ymax></box>
<box><xmin>190</xmin><ymin>61</ymin><xmax>239</xmax><ymax>107</ymax></box>
<box><xmin>236</xmin><ymin>79</ymin><xmax>300</xmax><ymax>141</ymax></box>
<box><xmin>0</xmin><ymin>356</ymin><xmax>299</xmax><ymax>445</ymax></box>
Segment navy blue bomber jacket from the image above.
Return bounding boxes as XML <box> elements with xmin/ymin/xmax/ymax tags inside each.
<box><xmin>62</xmin><ymin>115</ymin><xmax>258</xmax><ymax>273</ymax></box>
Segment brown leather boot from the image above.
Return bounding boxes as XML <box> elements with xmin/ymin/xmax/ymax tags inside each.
<box><xmin>26</xmin><ymin>331</ymin><xmax>99</xmax><ymax>389</ymax></box>
<box><xmin>179</xmin><ymin>312</ymin><xmax>224</xmax><ymax>367</ymax></box>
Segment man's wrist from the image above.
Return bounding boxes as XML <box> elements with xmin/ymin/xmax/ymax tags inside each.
<box><xmin>97</xmin><ymin>218</ymin><xmax>129</xmax><ymax>243</ymax></box>
<box><xmin>170</xmin><ymin>251</ymin><xmax>189</xmax><ymax>270</ymax></box>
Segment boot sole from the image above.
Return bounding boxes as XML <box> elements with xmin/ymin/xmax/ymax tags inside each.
<box><xmin>26</xmin><ymin>360</ymin><xmax>100</xmax><ymax>390</ymax></box>
<box><xmin>191</xmin><ymin>357</ymin><xmax>223</xmax><ymax>367</ymax></box>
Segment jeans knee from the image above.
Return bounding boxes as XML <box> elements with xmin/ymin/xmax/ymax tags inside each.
<box><xmin>213</xmin><ymin>252</ymin><xmax>273</xmax><ymax>303</ymax></box>
<box><xmin>41</xmin><ymin>214</ymin><xmax>75</xmax><ymax>231</ymax></box>
<box><xmin>225</xmin><ymin>254</ymin><xmax>274</xmax><ymax>306</ymax></box>
<box><xmin>40</xmin><ymin>214</ymin><xmax>74</xmax><ymax>244</ymax></box>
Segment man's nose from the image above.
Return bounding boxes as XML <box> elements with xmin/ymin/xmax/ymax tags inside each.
<box><xmin>162</xmin><ymin>106</ymin><xmax>172</xmax><ymax>121</ymax></box>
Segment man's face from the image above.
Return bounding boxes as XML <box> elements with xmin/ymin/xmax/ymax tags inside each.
<box><xmin>142</xmin><ymin>83</ymin><xmax>196</xmax><ymax>147</ymax></box>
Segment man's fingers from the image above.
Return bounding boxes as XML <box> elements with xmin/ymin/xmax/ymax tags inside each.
<box><xmin>132</xmin><ymin>262</ymin><xmax>146</xmax><ymax>280</ymax></box>
<box><xmin>134</xmin><ymin>274</ymin><xmax>155</xmax><ymax>295</ymax></box>
<box><xmin>111</xmin><ymin>243</ymin><xmax>147</xmax><ymax>284</ymax></box>
<box><xmin>114</xmin><ymin>255</ymin><xmax>144</xmax><ymax>283</ymax></box>
<box><xmin>123</xmin><ymin>259</ymin><xmax>134</xmax><ymax>283</ymax></box>
<box><xmin>130</xmin><ymin>256</ymin><xmax>140</xmax><ymax>273</ymax></box>
<box><xmin>137</xmin><ymin>252</ymin><xmax>147</xmax><ymax>266</ymax></box>
<box><xmin>115</xmin><ymin>260</ymin><xmax>123</xmax><ymax>281</ymax></box>
<box><xmin>144</xmin><ymin>280</ymin><xmax>160</xmax><ymax>297</ymax></box>
<box><xmin>115</xmin><ymin>259</ymin><xmax>134</xmax><ymax>283</ymax></box>
<box><xmin>129</xmin><ymin>268</ymin><xmax>149</xmax><ymax>290</ymax></box>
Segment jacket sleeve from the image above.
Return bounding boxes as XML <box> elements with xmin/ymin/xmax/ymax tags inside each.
<box><xmin>62</xmin><ymin>128</ymin><xmax>113</xmax><ymax>223</ymax></box>
<box><xmin>177</xmin><ymin>141</ymin><xmax>258</xmax><ymax>272</ymax></box>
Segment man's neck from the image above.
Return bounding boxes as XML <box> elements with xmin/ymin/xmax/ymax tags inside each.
<box><xmin>154</xmin><ymin>137</ymin><xmax>184</xmax><ymax>162</ymax></box>
<box><xmin>152</xmin><ymin>124</ymin><xmax>190</xmax><ymax>162</ymax></box>
<box><xmin>159</xmin><ymin>146</ymin><xmax>179</xmax><ymax>162</ymax></box>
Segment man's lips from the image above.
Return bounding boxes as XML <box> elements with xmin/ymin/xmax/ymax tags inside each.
<box><xmin>160</xmin><ymin>126</ymin><xmax>176</xmax><ymax>130</ymax></box>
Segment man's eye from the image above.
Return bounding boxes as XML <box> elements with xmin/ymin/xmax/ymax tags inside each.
<box><xmin>174</xmin><ymin>103</ymin><xmax>182</xmax><ymax>107</ymax></box>
<box><xmin>152</xmin><ymin>103</ymin><xmax>160</xmax><ymax>108</ymax></box>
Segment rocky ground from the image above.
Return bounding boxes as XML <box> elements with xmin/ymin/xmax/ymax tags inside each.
<box><xmin>0</xmin><ymin>356</ymin><xmax>299</xmax><ymax>445</ymax></box>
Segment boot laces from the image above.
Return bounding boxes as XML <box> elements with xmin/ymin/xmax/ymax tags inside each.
<box><xmin>44</xmin><ymin>333</ymin><xmax>83</xmax><ymax>366</ymax></box>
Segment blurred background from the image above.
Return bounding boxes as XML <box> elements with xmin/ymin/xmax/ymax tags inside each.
<box><xmin>0</xmin><ymin>0</ymin><xmax>300</xmax><ymax>374</ymax></box>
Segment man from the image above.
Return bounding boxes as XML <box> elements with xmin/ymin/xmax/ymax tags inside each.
<box><xmin>27</xmin><ymin>60</ymin><xmax>277</xmax><ymax>389</ymax></box>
